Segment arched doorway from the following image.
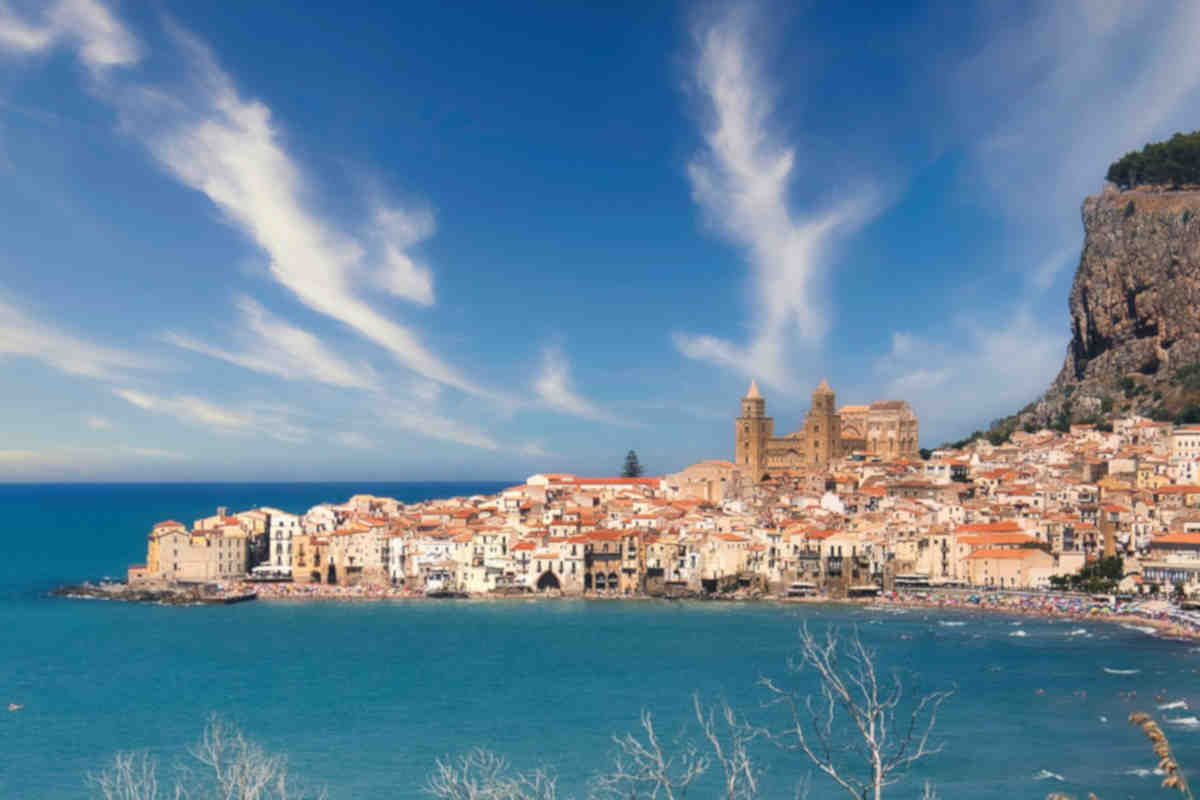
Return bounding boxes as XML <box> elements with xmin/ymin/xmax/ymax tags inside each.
<box><xmin>607</xmin><ymin>572</ymin><xmax>619</xmax><ymax>591</ymax></box>
<box><xmin>536</xmin><ymin>570</ymin><xmax>561</xmax><ymax>591</ymax></box>
<box><xmin>584</xmin><ymin>573</ymin><xmax>593</xmax><ymax>591</ymax></box>
<box><xmin>595</xmin><ymin>573</ymin><xmax>607</xmax><ymax>591</ymax></box>
<box><xmin>327</xmin><ymin>563</ymin><xmax>337</xmax><ymax>584</ymax></box>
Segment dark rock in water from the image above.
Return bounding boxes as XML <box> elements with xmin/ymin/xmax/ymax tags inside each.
<box><xmin>51</xmin><ymin>582</ymin><xmax>255</xmax><ymax>605</ymax></box>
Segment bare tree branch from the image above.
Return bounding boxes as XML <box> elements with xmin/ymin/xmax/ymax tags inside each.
<box><xmin>760</xmin><ymin>623</ymin><xmax>952</xmax><ymax>800</ymax></box>
<box><xmin>590</xmin><ymin>709</ymin><xmax>709</xmax><ymax>800</ymax></box>
<box><xmin>88</xmin><ymin>717</ymin><xmax>324</xmax><ymax>800</ymax></box>
<box><xmin>425</xmin><ymin>748</ymin><xmax>559</xmax><ymax>800</ymax></box>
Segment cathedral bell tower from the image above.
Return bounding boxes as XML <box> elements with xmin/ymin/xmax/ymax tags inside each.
<box><xmin>735</xmin><ymin>380</ymin><xmax>774</xmax><ymax>481</ymax></box>
<box><xmin>806</xmin><ymin>378</ymin><xmax>841</xmax><ymax>467</ymax></box>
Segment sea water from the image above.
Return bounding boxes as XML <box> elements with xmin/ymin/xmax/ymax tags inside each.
<box><xmin>3</xmin><ymin>484</ymin><xmax>1200</xmax><ymax>799</ymax></box>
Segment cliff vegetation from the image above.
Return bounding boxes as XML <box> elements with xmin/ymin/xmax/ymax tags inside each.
<box><xmin>1107</xmin><ymin>130</ymin><xmax>1200</xmax><ymax>190</ymax></box>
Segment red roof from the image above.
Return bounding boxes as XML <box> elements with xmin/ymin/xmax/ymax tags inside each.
<box><xmin>955</xmin><ymin>521</ymin><xmax>1023</xmax><ymax>534</ymax></box>
<box><xmin>1152</xmin><ymin>532</ymin><xmax>1200</xmax><ymax>546</ymax></box>
<box><xmin>967</xmin><ymin>548</ymin><xmax>1033</xmax><ymax>560</ymax></box>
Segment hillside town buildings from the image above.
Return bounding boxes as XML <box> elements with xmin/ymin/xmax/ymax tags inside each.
<box><xmin>127</xmin><ymin>412</ymin><xmax>1200</xmax><ymax>600</ymax></box>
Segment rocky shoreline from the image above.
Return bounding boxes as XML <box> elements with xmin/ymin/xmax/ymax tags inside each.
<box><xmin>51</xmin><ymin>582</ymin><xmax>257</xmax><ymax>605</ymax></box>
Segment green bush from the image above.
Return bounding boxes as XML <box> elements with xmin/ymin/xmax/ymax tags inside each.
<box><xmin>1149</xmin><ymin>406</ymin><xmax>1174</xmax><ymax>422</ymax></box>
<box><xmin>1107</xmin><ymin>130</ymin><xmax>1200</xmax><ymax>189</ymax></box>
<box><xmin>1101</xmin><ymin>395</ymin><xmax>1114</xmax><ymax>413</ymax></box>
<box><xmin>1173</xmin><ymin>363</ymin><xmax>1200</xmax><ymax>390</ymax></box>
<box><xmin>1175</xmin><ymin>404</ymin><xmax>1200</xmax><ymax>425</ymax></box>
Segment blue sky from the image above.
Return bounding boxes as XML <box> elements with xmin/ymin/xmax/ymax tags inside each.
<box><xmin>3</xmin><ymin>0</ymin><xmax>1200</xmax><ymax>481</ymax></box>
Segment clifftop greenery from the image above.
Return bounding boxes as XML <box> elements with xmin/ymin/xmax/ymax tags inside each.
<box><xmin>1107</xmin><ymin>130</ymin><xmax>1200</xmax><ymax>189</ymax></box>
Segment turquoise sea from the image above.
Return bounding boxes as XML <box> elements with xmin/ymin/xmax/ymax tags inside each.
<box><xmin>3</xmin><ymin>483</ymin><xmax>1200</xmax><ymax>799</ymax></box>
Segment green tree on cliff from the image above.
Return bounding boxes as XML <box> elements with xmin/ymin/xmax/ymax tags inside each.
<box><xmin>1107</xmin><ymin>130</ymin><xmax>1200</xmax><ymax>189</ymax></box>
<box><xmin>622</xmin><ymin>450</ymin><xmax>643</xmax><ymax>478</ymax></box>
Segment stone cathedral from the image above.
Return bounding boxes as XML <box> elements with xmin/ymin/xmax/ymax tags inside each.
<box><xmin>735</xmin><ymin>379</ymin><xmax>919</xmax><ymax>480</ymax></box>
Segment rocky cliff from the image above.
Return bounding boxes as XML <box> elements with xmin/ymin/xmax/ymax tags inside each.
<box><xmin>1028</xmin><ymin>186</ymin><xmax>1200</xmax><ymax>426</ymax></box>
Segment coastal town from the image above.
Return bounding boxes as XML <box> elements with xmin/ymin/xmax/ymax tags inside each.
<box><xmin>115</xmin><ymin>381</ymin><xmax>1200</xmax><ymax>632</ymax></box>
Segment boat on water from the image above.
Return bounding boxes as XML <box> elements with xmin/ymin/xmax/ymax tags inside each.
<box><xmin>200</xmin><ymin>592</ymin><xmax>258</xmax><ymax>605</ymax></box>
<box><xmin>786</xmin><ymin>581</ymin><xmax>818</xmax><ymax>598</ymax></box>
<box><xmin>423</xmin><ymin>567</ymin><xmax>465</xmax><ymax>598</ymax></box>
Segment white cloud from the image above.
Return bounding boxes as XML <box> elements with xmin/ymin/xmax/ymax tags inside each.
<box><xmin>533</xmin><ymin>346</ymin><xmax>628</xmax><ymax>425</ymax></box>
<box><xmin>331</xmin><ymin>431</ymin><xmax>374</xmax><ymax>450</ymax></box>
<box><xmin>674</xmin><ymin>5</ymin><xmax>879</xmax><ymax>390</ymax></box>
<box><xmin>371</xmin><ymin>205</ymin><xmax>435</xmax><ymax>305</ymax></box>
<box><xmin>85</xmin><ymin>414</ymin><xmax>112</xmax><ymax>430</ymax></box>
<box><xmin>164</xmin><ymin>295</ymin><xmax>378</xmax><ymax>390</ymax></box>
<box><xmin>113</xmin><ymin>387</ymin><xmax>308</xmax><ymax>443</ymax></box>
<box><xmin>121</xmin><ymin>446</ymin><xmax>185</xmax><ymax>460</ymax></box>
<box><xmin>0</xmin><ymin>0</ymin><xmax>140</xmax><ymax>72</ymax></box>
<box><xmin>0</xmin><ymin>444</ymin><xmax>183</xmax><ymax>480</ymax></box>
<box><xmin>952</xmin><ymin>1</ymin><xmax>1200</xmax><ymax>286</ymax></box>
<box><xmin>380</xmin><ymin>404</ymin><xmax>500</xmax><ymax>451</ymax></box>
<box><xmin>518</xmin><ymin>441</ymin><xmax>553</xmax><ymax>459</ymax></box>
<box><xmin>0</xmin><ymin>294</ymin><xmax>152</xmax><ymax>380</ymax></box>
<box><xmin>876</xmin><ymin>310</ymin><xmax>1066</xmax><ymax>443</ymax></box>
<box><xmin>110</xmin><ymin>25</ymin><xmax>497</xmax><ymax>400</ymax></box>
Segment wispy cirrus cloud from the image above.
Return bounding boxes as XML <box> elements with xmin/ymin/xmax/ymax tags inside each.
<box><xmin>0</xmin><ymin>293</ymin><xmax>152</xmax><ymax>380</ymax></box>
<box><xmin>534</xmin><ymin>346</ymin><xmax>628</xmax><ymax>426</ymax></box>
<box><xmin>0</xmin><ymin>0</ymin><xmax>140</xmax><ymax>72</ymax></box>
<box><xmin>952</xmin><ymin>0</ymin><xmax>1200</xmax><ymax>289</ymax></box>
<box><xmin>164</xmin><ymin>295</ymin><xmax>379</xmax><ymax>391</ymax></box>
<box><xmin>0</xmin><ymin>444</ymin><xmax>185</xmax><ymax>480</ymax></box>
<box><xmin>673</xmin><ymin>4</ymin><xmax>879</xmax><ymax>391</ymax></box>
<box><xmin>111</xmin><ymin>23</ymin><xmax>496</xmax><ymax>400</ymax></box>
<box><xmin>876</xmin><ymin>310</ymin><xmax>1065</xmax><ymax>444</ymax></box>
<box><xmin>85</xmin><ymin>414</ymin><xmax>112</xmax><ymax>430</ymax></box>
<box><xmin>113</xmin><ymin>388</ymin><xmax>308</xmax><ymax>443</ymax></box>
<box><xmin>379</xmin><ymin>403</ymin><xmax>500</xmax><ymax>451</ymax></box>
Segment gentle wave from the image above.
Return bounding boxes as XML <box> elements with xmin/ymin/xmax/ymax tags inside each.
<box><xmin>1164</xmin><ymin>716</ymin><xmax>1200</xmax><ymax>728</ymax></box>
<box><xmin>1125</xmin><ymin>768</ymin><xmax>1166</xmax><ymax>777</ymax></box>
<box><xmin>1009</xmin><ymin>629</ymin><xmax>1028</xmax><ymax>637</ymax></box>
<box><xmin>1033</xmin><ymin>770</ymin><xmax>1064</xmax><ymax>781</ymax></box>
<box><xmin>1104</xmin><ymin>667</ymin><xmax>1141</xmax><ymax>675</ymax></box>
<box><xmin>1121</xmin><ymin>624</ymin><xmax>1158</xmax><ymax>635</ymax></box>
<box><xmin>938</xmin><ymin>621</ymin><xmax>966</xmax><ymax>627</ymax></box>
<box><xmin>1158</xmin><ymin>700</ymin><xmax>1189</xmax><ymax>711</ymax></box>
<box><xmin>1067</xmin><ymin>628</ymin><xmax>1088</xmax><ymax>637</ymax></box>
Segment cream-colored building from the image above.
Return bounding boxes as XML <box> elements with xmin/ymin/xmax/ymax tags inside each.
<box><xmin>139</xmin><ymin>520</ymin><xmax>246</xmax><ymax>584</ymax></box>
<box><xmin>965</xmin><ymin>547</ymin><xmax>1055</xmax><ymax>589</ymax></box>
<box><xmin>735</xmin><ymin>380</ymin><xmax>918</xmax><ymax>481</ymax></box>
<box><xmin>664</xmin><ymin>459</ymin><xmax>741</xmax><ymax>503</ymax></box>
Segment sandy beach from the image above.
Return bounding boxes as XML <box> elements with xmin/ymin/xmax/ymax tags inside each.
<box><xmin>211</xmin><ymin>580</ymin><xmax>1200</xmax><ymax>641</ymax></box>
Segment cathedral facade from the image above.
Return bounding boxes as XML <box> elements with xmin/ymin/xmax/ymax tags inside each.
<box><xmin>735</xmin><ymin>380</ymin><xmax>919</xmax><ymax>480</ymax></box>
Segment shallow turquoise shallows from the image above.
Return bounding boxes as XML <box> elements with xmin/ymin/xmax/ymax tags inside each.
<box><xmin>2</xmin><ymin>483</ymin><xmax>1199</xmax><ymax>799</ymax></box>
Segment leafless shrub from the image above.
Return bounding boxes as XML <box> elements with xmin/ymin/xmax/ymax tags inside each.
<box><xmin>760</xmin><ymin>623</ymin><xmax>952</xmax><ymax>800</ymax></box>
<box><xmin>425</xmin><ymin>748</ymin><xmax>559</xmax><ymax>800</ymax></box>
<box><xmin>589</xmin><ymin>708</ymin><xmax>709</xmax><ymax>800</ymax></box>
<box><xmin>88</xmin><ymin>717</ymin><xmax>323</xmax><ymax>800</ymax></box>
<box><xmin>88</xmin><ymin>751</ymin><xmax>171</xmax><ymax>800</ymax></box>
